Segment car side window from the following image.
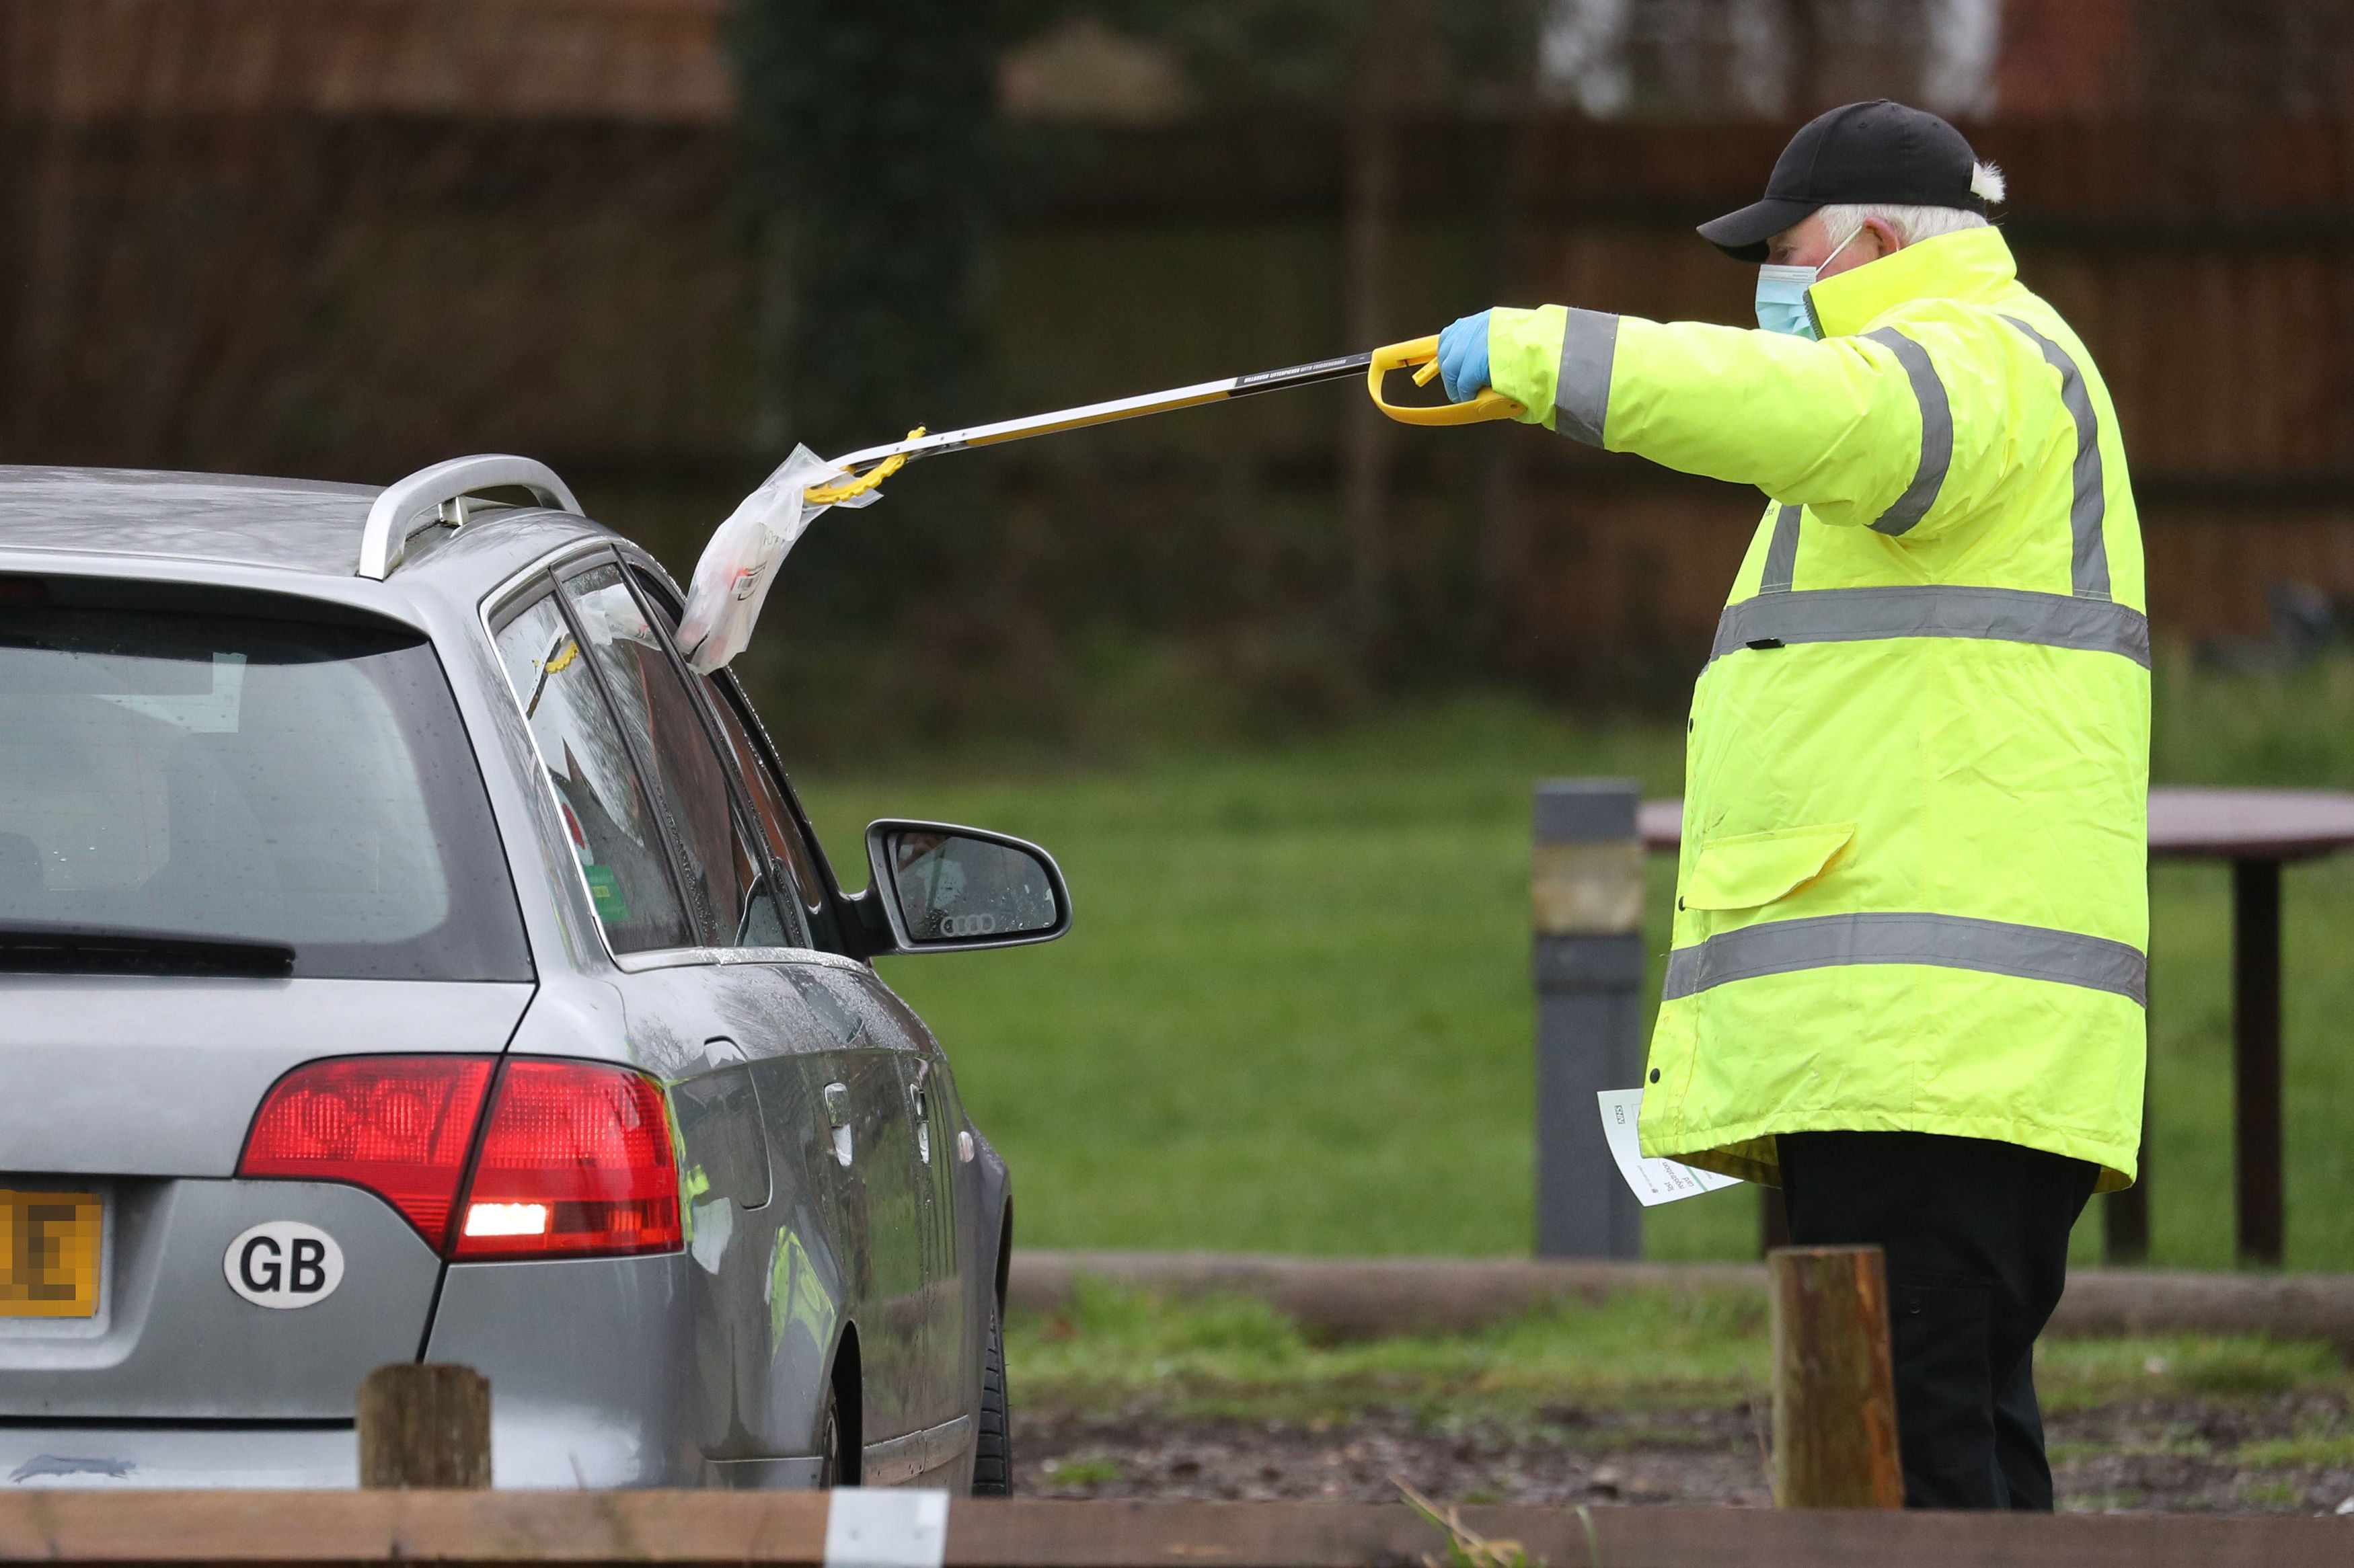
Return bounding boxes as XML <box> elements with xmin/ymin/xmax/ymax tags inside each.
<box><xmin>619</xmin><ymin>567</ymin><xmax>837</xmax><ymax>953</ymax></box>
<box><xmin>492</xmin><ymin>590</ymin><xmax>693</xmax><ymax>953</ymax></box>
<box><xmin>558</xmin><ymin>560</ymin><xmax>786</xmax><ymax>950</ymax></box>
<box><xmin>699</xmin><ymin>668</ymin><xmax>844</xmax><ymax>954</ymax></box>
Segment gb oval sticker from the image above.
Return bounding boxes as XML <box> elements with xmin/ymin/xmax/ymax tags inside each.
<box><xmin>224</xmin><ymin>1221</ymin><xmax>344</xmax><ymax>1308</ymax></box>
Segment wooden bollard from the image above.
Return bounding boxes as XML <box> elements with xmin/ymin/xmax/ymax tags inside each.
<box><xmin>356</xmin><ymin>1364</ymin><xmax>492</xmax><ymax>1488</ymax></box>
<box><xmin>1768</xmin><ymin>1245</ymin><xmax>1903</xmax><ymax>1508</ymax></box>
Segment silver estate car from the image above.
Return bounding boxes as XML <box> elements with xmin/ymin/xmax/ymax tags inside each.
<box><xmin>0</xmin><ymin>458</ymin><xmax>1067</xmax><ymax>1491</ymax></box>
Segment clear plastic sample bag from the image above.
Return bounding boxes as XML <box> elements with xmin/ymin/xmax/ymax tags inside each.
<box><xmin>675</xmin><ymin>444</ymin><xmax>882</xmax><ymax>674</ymax></box>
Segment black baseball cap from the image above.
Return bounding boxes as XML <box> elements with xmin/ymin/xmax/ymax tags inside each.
<box><xmin>1698</xmin><ymin>100</ymin><xmax>1987</xmax><ymax>262</ymax></box>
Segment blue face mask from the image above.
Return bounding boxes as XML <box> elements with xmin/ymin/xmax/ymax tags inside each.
<box><xmin>1753</xmin><ymin>265</ymin><xmax>1820</xmax><ymax>338</ymax></box>
<box><xmin>1754</xmin><ymin>224</ymin><xmax>1866</xmax><ymax>339</ymax></box>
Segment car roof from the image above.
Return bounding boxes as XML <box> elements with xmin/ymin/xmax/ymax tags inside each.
<box><xmin>0</xmin><ymin>463</ymin><xmax>381</xmax><ymax>574</ymax></box>
<box><xmin>0</xmin><ymin>466</ymin><xmax>384</xmax><ymax>575</ymax></box>
<box><xmin>0</xmin><ymin>464</ymin><xmax>628</xmax><ymax>594</ymax></box>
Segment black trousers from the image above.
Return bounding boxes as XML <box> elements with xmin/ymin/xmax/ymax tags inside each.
<box><xmin>1776</xmin><ymin>1130</ymin><xmax>2100</xmax><ymax>1511</ymax></box>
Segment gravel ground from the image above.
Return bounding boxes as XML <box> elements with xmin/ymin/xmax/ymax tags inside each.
<box><xmin>1016</xmin><ymin>1396</ymin><xmax>2354</xmax><ymax>1515</ymax></box>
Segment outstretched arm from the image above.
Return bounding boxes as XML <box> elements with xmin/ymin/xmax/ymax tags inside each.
<box><xmin>1478</xmin><ymin>305</ymin><xmax>1952</xmax><ymax>537</ymax></box>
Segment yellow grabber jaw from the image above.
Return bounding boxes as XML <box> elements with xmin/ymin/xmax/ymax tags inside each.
<box><xmin>803</xmin><ymin>428</ymin><xmax>925</xmax><ymax>506</ymax></box>
<box><xmin>798</xmin><ymin>334</ymin><xmax>1518</xmax><ymax>504</ymax></box>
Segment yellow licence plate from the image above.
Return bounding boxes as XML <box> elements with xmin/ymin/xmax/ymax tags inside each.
<box><xmin>1</xmin><ymin>1190</ymin><xmax>102</xmax><ymax>1318</ymax></box>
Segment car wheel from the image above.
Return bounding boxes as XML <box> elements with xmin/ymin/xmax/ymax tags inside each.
<box><xmin>818</xmin><ymin>1381</ymin><xmax>845</xmax><ymax>1489</ymax></box>
<box><xmin>971</xmin><ymin>1302</ymin><xmax>1012</xmax><ymax>1496</ymax></box>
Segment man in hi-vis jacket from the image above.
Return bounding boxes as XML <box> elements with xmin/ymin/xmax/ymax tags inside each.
<box><xmin>1438</xmin><ymin>100</ymin><xmax>2147</xmax><ymax>1510</ymax></box>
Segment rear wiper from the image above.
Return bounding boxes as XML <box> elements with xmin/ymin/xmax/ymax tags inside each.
<box><xmin>0</xmin><ymin>923</ymin><xmax>295</xmax><ymax>978</ymax></box>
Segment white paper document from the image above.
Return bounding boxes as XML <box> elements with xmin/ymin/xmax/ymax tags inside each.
<box><xmin>1597</xmin><ymin>1089</ymin><xmax>1745</xmax><ymax>1206</ymax></box>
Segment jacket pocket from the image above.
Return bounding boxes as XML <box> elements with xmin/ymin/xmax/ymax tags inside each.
<box><xmin>1683</xmin><ymin>822</ymin><xmax>1856</xmax><ymax>911</ymax></box>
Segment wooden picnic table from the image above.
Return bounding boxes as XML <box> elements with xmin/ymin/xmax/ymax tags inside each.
<box><xmin>1638</xmin><ymin>787</ymin><xmax>2354</xmax><ymax>1267</ymax></box>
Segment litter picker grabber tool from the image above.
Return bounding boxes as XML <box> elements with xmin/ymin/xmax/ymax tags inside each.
<box><xmin>676</xmin><ymin>336</ymin><xmax>1525</xmax><ymax>671</ymax></box>
<box><xmin>810</xmin><ymin>335</ymin><xmax>1527</xmax><ymax>502</ymax></box>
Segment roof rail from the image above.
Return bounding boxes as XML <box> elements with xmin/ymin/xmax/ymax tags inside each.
<box><xmin>358</xmin><ymin>455</ymin><xmax>584</xmax><ymax>580</ymax></box>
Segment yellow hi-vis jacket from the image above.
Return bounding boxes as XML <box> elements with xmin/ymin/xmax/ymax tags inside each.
<box><xmin>1488</xmin><ymin>225</ymin><xmax>2148</xmax><ymax>1190</ymax></box>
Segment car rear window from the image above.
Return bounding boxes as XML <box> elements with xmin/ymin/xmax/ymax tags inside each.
<box><xmin>0</xmin><ymin>586</ymin><xmax>531</xmax><ymax>980</ymax></box>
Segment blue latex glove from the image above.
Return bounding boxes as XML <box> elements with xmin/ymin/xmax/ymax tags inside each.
<box><xmin>1437</xmin><ymin>310</ymin><xmax>1492</xmax><ymax>403</ymax></box>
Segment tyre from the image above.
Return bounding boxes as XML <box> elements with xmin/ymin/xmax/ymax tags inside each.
<box><xmin>817</xmin><ymin>1380</ymin><xmax>843</xmax><ymax>1489</ymax></box>
<box><xmin>970</xmin><ymin>1302</ymin><xmax>1012</xmax><ymax>1495</ymax></box>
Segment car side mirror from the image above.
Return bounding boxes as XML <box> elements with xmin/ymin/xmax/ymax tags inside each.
<box><xmin>862</xmin><ymin>820</ymin><xmax>1071</xmax><ymax>953</ymax></box>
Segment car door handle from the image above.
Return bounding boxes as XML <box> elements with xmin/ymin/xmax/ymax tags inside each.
<box><xmin>822</xmin><ymin>1081</ymin><xmax>853</xmax><ymax>1167</ymax></box>
<box><xmin>905</xmin><ymin>1060</ymin><xmax>934</xmax><ymax>1165</ymax></box>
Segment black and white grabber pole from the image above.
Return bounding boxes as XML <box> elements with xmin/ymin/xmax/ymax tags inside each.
<box><xmin>801</xmin><ymin>334</ymin><xmax>1527</xmax><ymax>506</ymax></box>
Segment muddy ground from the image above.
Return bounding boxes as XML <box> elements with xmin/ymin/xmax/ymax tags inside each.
<box><xmin>1016</xmin><ymin>1395</ymin><xmax>2354</xmax><ymax>1515</ymax></box>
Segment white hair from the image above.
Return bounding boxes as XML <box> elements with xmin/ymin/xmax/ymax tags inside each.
<box><xmin>1816</xmin><ymin>161</ymin><xmax>2007</xmax><ymax>249</ymax></box>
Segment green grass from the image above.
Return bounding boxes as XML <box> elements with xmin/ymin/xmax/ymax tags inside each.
<box><xmin>1009</xmin><ymin>1278</ymin><xmax>1772</xmax><ymax>1421</ymax></box>
<box><xmin>1038</xmin><ymin>1456</ymin><xmax>1127</xmax><ymax>1485</ymax></box>
<box><xmin>790</xmin><ymin>655</ymin><xmax>2354</xmax><ymax>1268</ymax></box>
<box><xmin>2037</xmin><ymin>1333</ymin><xmax>2350</xmax><ymax>1409</ymax></box>
<box><xmin>2236</xmin><ymin>1434</ymin><xmax>2354</xmax><ymax>1468</ymax></box>
<box><xmin>1007</xmin><ymin>1282</ymin><xmax>2351</xmax><ymax>1431</ymax></box>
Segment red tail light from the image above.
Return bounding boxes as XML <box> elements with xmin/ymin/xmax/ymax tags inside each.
<box><xmin>238</xmin><ymin>1056</ymin><xmax>496</xmax><ymax>1249</ymax></box>
<box><xmin>450</xmin><ymin>1060</ymin><xmax>681</xmax><ymax>1261</ymax></box>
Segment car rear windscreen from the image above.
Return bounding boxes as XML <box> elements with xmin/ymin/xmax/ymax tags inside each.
<box><xmin>0</xmin><ymin>587</ymin><xmax>531</xmax><ymax>980</ymax></box>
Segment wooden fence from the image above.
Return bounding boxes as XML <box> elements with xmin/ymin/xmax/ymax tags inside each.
<box><xmin>2</xmin><ymin>1489</ymin><xmax>2346</xmax><ymax>1568</ymax></box>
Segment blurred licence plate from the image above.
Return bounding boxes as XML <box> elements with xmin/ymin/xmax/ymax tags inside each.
<box><xmin>1</xmin><ymin>1190</ymin><xmax>102</xmax><ymax>1318</ymax></box>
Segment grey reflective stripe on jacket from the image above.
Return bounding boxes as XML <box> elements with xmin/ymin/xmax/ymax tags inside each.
<box><xmin>1553</xmin><ymin>308</ymin><xmax>1619</xmax><ymax>446</ymax></box>
<box><xmin>2002</xmin><ymin>315</ymin><xmax>2113</xmax><ymax>599</ymax></box>
<box><xmin>1860</xmin><ymin>327</ymin><xmax>1952</xmax><ymax>537</ymax></box>
<box><xmin>1758</xmin><ymin>504</ymin><xmax>1802</xmax><ymax>594</ymax></box>
<box><xmin>1661</xmin><ymin>911</ymin><xmax>2148</xmax><ymax>1005</ymax></box>
<box><xmin>1710</xmin><ymin>584</ymin><xmax>2152</xmax><ymax>667</ymax></box>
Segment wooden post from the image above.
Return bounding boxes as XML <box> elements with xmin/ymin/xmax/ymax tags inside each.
<box><xmin>1768</xmin><ymin>1245</ymin><xmax>1903</xmax><ymax>1509</ymax></box>
<box><xmin>356</xmin><ymin>1364</ymin><xmax>491</xmax><ymax>1488</ymax></box>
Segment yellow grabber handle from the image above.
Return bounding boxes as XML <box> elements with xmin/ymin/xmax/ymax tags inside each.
<box><xmin>1365</xmin><ymin>336</ymin><xmax>1526</xmax><ymax>426</ymax></box>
